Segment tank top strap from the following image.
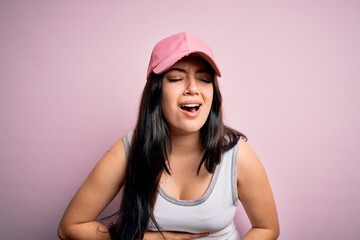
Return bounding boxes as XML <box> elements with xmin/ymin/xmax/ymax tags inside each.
<box><xmin>122</xmin><ymin>132</ymin><xmax>132</xmax><ymax>160</ymax></box>
<box><xmin>230</xmin><ymin>140</ymin><xmax>240</xmax><ymax>206</ymax></box>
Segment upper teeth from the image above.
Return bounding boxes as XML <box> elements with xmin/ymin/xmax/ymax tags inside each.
<box><xmin>181</xmin><ymin>104</ymin><xmax>200</xmax><ymax>107</ymax></box>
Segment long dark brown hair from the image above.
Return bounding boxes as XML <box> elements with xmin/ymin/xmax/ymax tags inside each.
<box><xmin>108</xmin><ymin>69</ymin><xmax>246</xmax><ymax>239</ymax></box>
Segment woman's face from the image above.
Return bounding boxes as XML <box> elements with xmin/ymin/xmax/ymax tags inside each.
<box><xmin>161</xmin><ymin>56</ymin><xmax>214</xmax><ymax>135</ymax></box>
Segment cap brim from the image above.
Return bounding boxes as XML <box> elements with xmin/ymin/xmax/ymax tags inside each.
<box><xmin>152</xmin><ymin>50</ymin><xmax>221</xmax><ymax>77</ymax></box>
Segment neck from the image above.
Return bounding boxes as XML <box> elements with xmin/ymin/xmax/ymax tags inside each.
<box><xmin>168</xmin><ymin>131</ymin><xmax>203</xmax><ymax>156</ymax></box>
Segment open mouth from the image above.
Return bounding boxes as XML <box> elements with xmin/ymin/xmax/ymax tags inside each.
<box><xmin>180</xmin><ymin>104</ymin><xmax>201</xmax><ymax>112</ymax></box>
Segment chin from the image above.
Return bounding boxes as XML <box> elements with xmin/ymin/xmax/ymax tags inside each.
<box><xmin>171</xmin><ymin>123</ymin><xmax>206</xmax><ymax>135</ymax></box>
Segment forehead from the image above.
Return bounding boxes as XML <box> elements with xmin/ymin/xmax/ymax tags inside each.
<box><xmin>171</xmin><ymin>55</ymin><xmax>213</xmax><ymax>71</ymax></box>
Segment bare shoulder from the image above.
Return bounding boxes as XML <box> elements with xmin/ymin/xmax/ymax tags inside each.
<box><xmin>75</xmin><ymin>137</ymin><xmax>128</xmax><ymax>200</ymax></box>
<box><xmin>237</xmin><ymin>138</ymin><xmax>262</xmax><ymax>170</ymax></box>
<box><xmin>87</xmin><ymin>137</ymin><xmax>128</xmax><ymax>189</ymax></box>
<box><xmin>236</xmin><ymin>138</ymin><xmax>269</xmax><ymax>194</ymax></box>
<box><xmin>103</xmin><ymin>138</ymin><xmax>127</xmax><ymax>164</ymax></box>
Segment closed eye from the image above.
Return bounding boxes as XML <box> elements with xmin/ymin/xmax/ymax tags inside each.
<box><xmin>200</xmin><ymin>78</ymin><xmax>212</xmax><ymax>83</ymax></box>
<box><xmin>168</xmin><ymin>78</ymin><xmax>183</xmax><ymax>82</ymax></box>
<box><xmin>196</xmin><ymin>72</ymin><xmax>212</xmax><ymax>83</ymax></box>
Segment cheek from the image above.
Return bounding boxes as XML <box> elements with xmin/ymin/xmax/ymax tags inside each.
<box><xmin>161</xmin><ymin>91</ymin><xmax>176</xmax><ymax>119</ymax></box>
<box><xmin>205</xmin><ymin>87</ymin><xmax>214</xmax><ymax>104</ymax></box>
<box><xmin>162</xmin><ymin>85</ymin><xmax>182</xmax><ymax>108</ymax></box>
<box><xmin>161</xmin><ymin>101</ymin><xmax>171</xmax><ymax>117</ymax></box>
<box><xmin>161</xmin><ymin>97</ymin><xmax>169</xmax><ymax>117</ymax></box>
<box><xmin>204</xmin><ymin>89</ymin><xmax>214</xmax><ymax>115</ymax></box>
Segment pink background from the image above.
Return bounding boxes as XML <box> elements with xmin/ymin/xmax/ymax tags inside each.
<box><xmin>1</xmin><ymin>1</ymin><xmax>359</xmax><ymax>239</ymax></box>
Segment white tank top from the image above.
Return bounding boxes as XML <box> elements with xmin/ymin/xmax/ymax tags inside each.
<box><xmin>123</xmin><ymin>133</ymin><xmax>241</xmax><ymax>240</ymax></box>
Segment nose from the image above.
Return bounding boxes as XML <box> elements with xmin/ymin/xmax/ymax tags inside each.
<box><xmin>183</xmin><ymin>75</ymin><xmax>199</xmax><ymax>95</ymax></box>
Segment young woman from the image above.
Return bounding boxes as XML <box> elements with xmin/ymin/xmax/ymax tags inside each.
<box><xmin>58</xmin><ymin>32</ymin><xmax>279</xmax><ymax>240</ymax></box>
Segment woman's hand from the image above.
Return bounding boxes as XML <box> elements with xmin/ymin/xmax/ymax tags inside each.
<box><xmin>144</xmin><ymin>231</ymin><xmax>209</xmax><ymax>240</ymax></box>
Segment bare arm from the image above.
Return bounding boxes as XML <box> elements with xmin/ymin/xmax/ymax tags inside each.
<box><xmin>237</xmin><ymin>139</ymin><xmax>280</xmax><ymax>240</ymax></box>
<box><xmin>58</xmin><ymin>139</ymin><xmax>127</xmax><ymax>240</ymax></box>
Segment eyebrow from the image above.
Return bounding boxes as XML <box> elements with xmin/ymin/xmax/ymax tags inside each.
<box><xmin>165</xmin><ymin>67</ymin><xmax>212</xmax><ymax>74</ymax></box>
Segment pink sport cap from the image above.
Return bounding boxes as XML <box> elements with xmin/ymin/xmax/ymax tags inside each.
<box><xmin>146</xmin><ymin>32</ymin><xmax>221</xmax><ymax>79</ymax></box>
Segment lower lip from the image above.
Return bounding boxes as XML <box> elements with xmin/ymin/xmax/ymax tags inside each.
<box><xmin>180</xmin><ymin>107</ymin><xmax>201</xmax><ymax>118</ymax></box>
